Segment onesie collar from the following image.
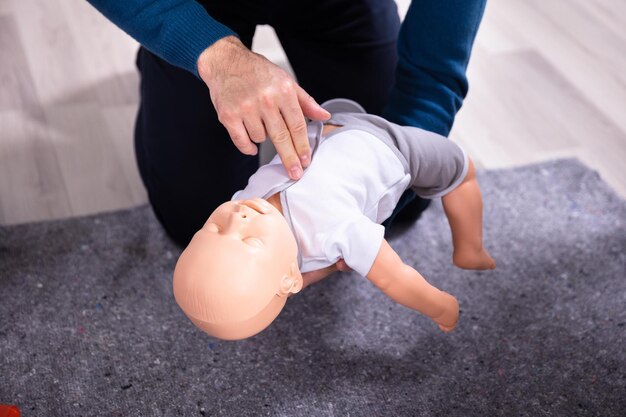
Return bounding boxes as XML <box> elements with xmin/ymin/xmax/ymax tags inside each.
<box><xmin>320</xmin><ymin>98</ymin><xmax>366</xmax><ymax>114</ymax></box>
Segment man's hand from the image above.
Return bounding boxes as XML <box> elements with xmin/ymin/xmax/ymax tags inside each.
<box><xmin>198</xmin><ymin>36</ymin><xmax>331</xmax><ymax>180</ymax></box>
<box><xmin>301</xmin><ymin>259</ymin><xmax>351</xmax><ymax>289</ymax></box>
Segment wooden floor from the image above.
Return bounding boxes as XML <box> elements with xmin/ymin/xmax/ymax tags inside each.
<box><xmin>0</xmin><ymin>0</ymin><xmax>625</xmax><ymax>225</ymax></box>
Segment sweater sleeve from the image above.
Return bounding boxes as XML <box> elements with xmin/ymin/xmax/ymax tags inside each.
<box><xmin>383</xmin><ymin>0</ymin><xmax>487</xmax><ymax>137</ymax></box>
<box><xmin>86</xmin><ymin>0</ymin><xmax>237</xmax><ymax>77</ymax></box>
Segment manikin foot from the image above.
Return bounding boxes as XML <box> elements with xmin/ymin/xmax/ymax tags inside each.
<box><xmin>453</xmin><ymin>247</ymin><xmax>496</xmax><ymax>270</ymax></box>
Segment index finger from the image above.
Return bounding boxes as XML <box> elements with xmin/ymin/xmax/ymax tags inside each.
<box><xmin>262</xmin><ymin>106</ymin><xmax>303</xmax><ymax>180</ymax></box>
<box><xmin>280</xmin><ymin>96</ymin><xmax>311</xmax><ymax>169</ymax></box>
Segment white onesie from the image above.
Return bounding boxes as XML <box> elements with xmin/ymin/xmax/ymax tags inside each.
<box><xmin>233</xmin><ymin>99</ymin><xmax>468</xmax><ymax>277</ymax></box>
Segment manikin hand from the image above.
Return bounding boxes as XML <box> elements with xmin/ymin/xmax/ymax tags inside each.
<box><xmin>432</xmin><ymin>294</ymin><xmax>459</xmax><ymax>332</ymax></box>
<box><xmin>198</xmin><ymin>36</ymin><xmax>331</xmax><ymax>180</ymax></box>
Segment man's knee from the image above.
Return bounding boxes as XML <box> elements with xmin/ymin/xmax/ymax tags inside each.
<box><xmin>149</xmin><ymin>187</ymin><xmax>233</xmax><ymax>248</ymax></box>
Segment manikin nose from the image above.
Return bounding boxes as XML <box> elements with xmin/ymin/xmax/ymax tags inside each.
<box><xmin>223</xmin><ymin>204</ymin><xmax>249</xmax><ymax>234</ymax></box>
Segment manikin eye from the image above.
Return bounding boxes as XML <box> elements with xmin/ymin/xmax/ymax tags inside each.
<box><xmin>243</xmin><ymin>237</ymin><xmax>264</xmax><ymax>248</ymax></box>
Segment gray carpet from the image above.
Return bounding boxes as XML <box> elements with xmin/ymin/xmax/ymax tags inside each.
<box><xmin>1</xmin><ymin>159</ymin><xmax>625</xmax><ymax>417</ymax></box>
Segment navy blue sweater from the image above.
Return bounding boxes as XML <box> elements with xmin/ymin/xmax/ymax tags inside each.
<box><xmin>86</xmin><ymin>0</ymin><xmax>485</xmax><ymax>136</ymax></box>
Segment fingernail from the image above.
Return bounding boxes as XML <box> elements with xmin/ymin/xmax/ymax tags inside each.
<box><xmin>290</xmin><ymin>166</ymin><xmax>303</xmax><ymax>180</ymax></box>
<box><xmin>300</xmin><ymin>154</ymin><xmax>309</xmax><ymax>167</ymax></box>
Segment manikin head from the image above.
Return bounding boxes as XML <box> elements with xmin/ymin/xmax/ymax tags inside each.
<box><xmin>173</xmin><ymin>197</ymin><xmax>302</xmax><ymax>340</ymax></box>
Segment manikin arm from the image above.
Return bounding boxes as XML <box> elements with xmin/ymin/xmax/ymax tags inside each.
<box><xmin>367</xmin><ymin>239</ymin><xmax>459</xmax><ymax>331</ymax></box>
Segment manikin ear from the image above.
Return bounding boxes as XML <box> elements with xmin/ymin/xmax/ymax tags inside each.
<box><xmin>278</xmin><ymin>262</ymin><xmax>303</xmax><ymax>297</ymax></box>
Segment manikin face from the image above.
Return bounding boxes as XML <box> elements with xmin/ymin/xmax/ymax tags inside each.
<box><xmin>173</xmin><ymin>198</ymin><xmax>302</xmax><ymax>340</ymax></box>
<box><xmin>204</xmin><ymin>198</ymin><xmax>289</xmax><ymax>263</ymax></box>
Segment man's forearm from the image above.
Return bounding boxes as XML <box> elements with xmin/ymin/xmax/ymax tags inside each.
<box><xmin>384</xmin><ymin>0</ymin><xmax>487</xmax><ymax>136</ymax></box>
<box><xmin>86</xmin><ymin>0</ymin><xmax>237</xmax><ymax>76</ymax></box>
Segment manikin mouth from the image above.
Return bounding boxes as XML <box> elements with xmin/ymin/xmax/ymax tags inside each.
<box><xmin>240</xmin><ymin>201</ymin><xmax>260</xmax><ymax>214</ymax></box>
<box><xmin>240</xmin><ymin>199</ymin><xmax>270</xmax><ymax>214</ymax></box>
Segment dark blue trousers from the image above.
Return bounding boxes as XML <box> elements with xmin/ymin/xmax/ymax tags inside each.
<box><xmin>135</xmin><ymin>0</ymin><xmax>421</xmax><ymax>246</ymax></box>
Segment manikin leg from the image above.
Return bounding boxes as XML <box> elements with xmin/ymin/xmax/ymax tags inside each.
<box><xmin>442</xmin><ymin>159</ymin><xmax>496</xmax><ymax>270</ymax></box>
